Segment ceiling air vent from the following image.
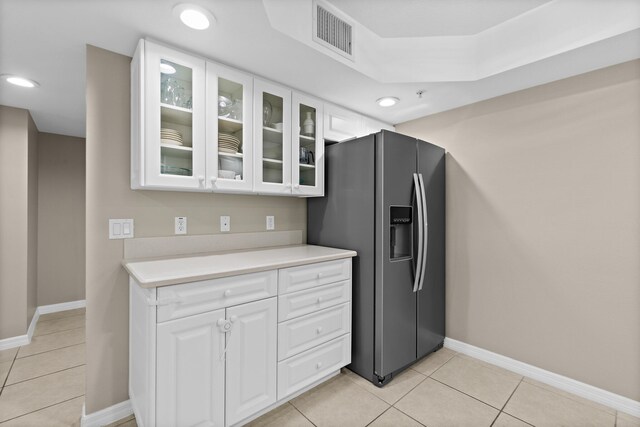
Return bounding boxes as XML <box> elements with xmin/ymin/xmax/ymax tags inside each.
<box><xmin>313</xmin><ymin>1</ymin><xmax>354</xmax><ymax>61</ymax></box>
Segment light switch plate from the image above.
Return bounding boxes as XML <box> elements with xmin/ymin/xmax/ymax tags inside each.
<box><xmin>266</xmin><ymin>216</ymin><xmax>275</xmax><ymax>231</ymax></box>
<box><xmin>175</xmin><ymin>217</ymin><xmax>187</xmax><ymax>234</ymax></box>
<box><xmin>109</xmin><ymin>219</ymin><xmax>134</xmax><ymax>239</ymax></box>
<box><xmin>220</xmin><ymin>215</ymin><xmax>230</xmax><ymax>232</ymax></box>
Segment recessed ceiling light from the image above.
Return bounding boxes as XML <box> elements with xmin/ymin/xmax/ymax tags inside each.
<box><xmin>1</xmin><ymin>74</ymin><xmax>39</xmax><ymax>88</ymax></box>
<box><xmin>173</xmin><ymin>4</ymin><xmax>214</xmax><ymax>30</ymax></box>
<box><xmin>376</xmin><ymin>97</ymin><xmax>399</xmax><ymax>107</ymax></box>
<box><xmin>160</xmin><ymin>63</ymin><xmax>177</xmax><ymax>74</ymax></box>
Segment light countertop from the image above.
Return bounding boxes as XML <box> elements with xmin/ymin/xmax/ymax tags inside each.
<box><xmin>122</xmin><ymin>244</ymin><xmax>357</xmax><ymax>288</ymax></box>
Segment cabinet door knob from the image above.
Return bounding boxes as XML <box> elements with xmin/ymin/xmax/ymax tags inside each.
<box><xmin>285</xmin><ymin>183</ymin><xmax>292</xmax><ymax>189</ymax></box>
<box><xmin>317</xmin><ymin>272</ymin><xmax>323</xmax><ymax>279</ymax></box>
<box><xmin>224</xmin><ymin>289</ymin><xmax>232</xmax><ymax>297</ymax></box>
<box><xmin>198</xmin><ymin>175</ymin><xmax>205</xmax><ymax>182</ymax></box>
<box><xmin>294</xmin><ymin>184</ymin><xmax>300</xmax><ymax>189</ymax></box>
<box><xmin>316</xmin><ymin>362</ymin><xmax>323</xmax><ymax>369</ymax></box>
<box><xmin>316</xmin><ymin>327</ymin><xmax>323</xmax><ymax>334</ymax></box>
<box><xmin>316</xmin><ymin>296</ymin><xmax>323</xmax><ymax>304</ymax></box>
<box><xmin>229</xmin><ymin>315</ymin><xmax>238</xmax><ymax>323</ymax></box>
<box><xmin>210</xmin><ymin>176</ymin><xmax>217</xmax><ymax>183</ymax></box>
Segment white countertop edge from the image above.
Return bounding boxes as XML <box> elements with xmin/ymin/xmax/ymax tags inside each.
<box><xmin>122</xmin><ymin>244</ymin><xmax>357</xmax><ymax>288</ymax></box>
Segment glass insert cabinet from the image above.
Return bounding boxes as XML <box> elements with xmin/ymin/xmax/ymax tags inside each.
<box><xmin>131</xmin><ymin>39</ymin><xmax>324</xmax><ymax>197</ymax></box>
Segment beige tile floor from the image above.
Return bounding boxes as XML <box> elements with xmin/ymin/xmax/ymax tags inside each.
<box><xmin>2</xmin><ymin>313</ymin><xmax>639</xmax><ymax>427</ymax></box>
<box><xmin>0</xmin><ymin>308</ymin><xmax>86</xmax><ymax>426</ymax></box>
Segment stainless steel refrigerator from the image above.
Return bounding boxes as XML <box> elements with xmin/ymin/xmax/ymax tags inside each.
<box><xmin>308</xmin><ymin>130</ymin><xmax>445</xmax><ymax>386</ymax></box>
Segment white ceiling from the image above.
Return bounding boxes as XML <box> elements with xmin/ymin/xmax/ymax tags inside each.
<box><xmin>0</xmin><ymin>0</ymin><xmax>638</xmax><ymax>139</ymax></box>
<box><xmin>327</xmin><ymin>0</ymin><xmax>552</xmax><ymax>38</ymax></box>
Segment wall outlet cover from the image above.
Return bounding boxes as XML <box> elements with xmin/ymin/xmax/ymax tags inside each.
<box><xmin>220</xmin><ymin>215</ymin><xmax>230</xmax><ymax>232</ymax></box>
<box><xmin>266</xmin><ymin>215</ymin><xmax>275</xmax><ymax>231</ymax></box>
<box><xmin>175</xmin><ymin>217</ymin><xmax>187</xmax><ymax>234</ymax></box>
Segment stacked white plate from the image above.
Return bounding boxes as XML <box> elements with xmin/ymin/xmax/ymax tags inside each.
<box><xmin>219</xmin><ymin>133</ymin><xmax>241</xmax><ymax>153</ymax></box>
<box><xmin>161</xmin><ymin>128</ymin><xmax>183</xmax><ymax>146</ymax></box>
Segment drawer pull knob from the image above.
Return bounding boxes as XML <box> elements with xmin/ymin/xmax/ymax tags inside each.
<box><xmin>317</xmin><ymin>273</ymin><xmax>323</xmax><ymax>279</ymax></box>
<box><xmin>316</xmin><ymin>327</ymin><xmax>323</xmax><ymax>334</ymax></box>
<box><xmin>224</xmin><ymin>290</ymin><xmax>232</xmax><ymax>297</ymax></box>
<box><xmin>316</xmin><ymin>362</ymin><xmax>323</xmax><ymax>369</ymax></box>
<box><xmin>316</xmin><ymin>297</ymin><xmax>323</xmax><ymax>304</ymax></box>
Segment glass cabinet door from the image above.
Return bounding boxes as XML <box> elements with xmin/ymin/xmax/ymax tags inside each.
<box><xmin>144</xmin><ymin>41</ymin><xmax>206</xmax><ymax>190</ymax></box>
<box><xmin>253</xmin><ymin>79</ymin><xmax>292</xmax><ymax>194</ymax></box>
<box><xmin>206</xmin><ymin>63</ymin><xmax>253</xmax><ymax>192</ymax></box>
<box><xmin>292</xmin><ymin>93</ymin><xmax>324</xmax><ymax>197</ymax></box>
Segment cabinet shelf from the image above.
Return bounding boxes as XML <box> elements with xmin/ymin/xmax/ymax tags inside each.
<box><xmin>161</xmin><ymin>143</ymin><xmax>193</xmax><ymax>159</ymax></box>
<box><xmin>219</xmin><ymin>117</ymin><xmax>243</xmax><ymax>133</ymax></box>
<box><xmin>161</xmin><ymin>104</ymin><xmax>192</xmax><ymax>126</ymax></box>
<box><xmin>219</xmin><ymin>151</ymin><xmax>243</xmax><ymax>159</ymax></box>
<box><xmin>299</xmin><ymin>134</ymin><xmax>315</xmax><ymax>142</ymax></box>
<box><xmin>263</xmin><ymin>158</ymin><xmax>283</xmax><ymax>170</ymax></box>
<box><xmin>263</xmin><ymin>126</ymin><xmax>283</xmax><ymax>144</ymax></box>
<box><xmin>299</xmin><ymin>164</ymin><xmax>315</xmax><ymax>169</ymax></box>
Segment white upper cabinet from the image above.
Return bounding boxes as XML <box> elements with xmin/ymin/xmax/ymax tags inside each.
<box><xmin>324</xmin><ymin>102</ymin><xmax>395</xmax><ymax>142</ymax></box>
<box><xmin>132</xmin><ymin>39</ymin><xmax>392</xmax><ymax>196</ymax></box>
<box><xmin>206</xmin><ymin>62</ymin><xmax>254</xmax><ymax>193</ymax></box>
<box><xmin>132</xmin><ymin>40</ymin><xmax>207</xmax><ymax>191</ymax></box>
<box><xmin>323</xmin><ymin>103</ymin><xmax>364</xmax><ymax>142</ymax></box>
<box><xmin>253</xmin><ymin>79</ymin><xmax>293</xmax><ymax>195</ymax></box>
<box><xmin>292</xmin><ymin>93</ymin><xmax>324</xmax><ymax>197</ymax></box>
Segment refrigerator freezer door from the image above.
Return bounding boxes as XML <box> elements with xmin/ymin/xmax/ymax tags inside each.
<box><xmin>416</xmin><ymin>140</ymin><xmax>446</xmax><ymax>358</ymax></box>
<box><xmin>374</xmin><ymin>131</ymin><xmax>418</xmax><ymax>379</ymax></box>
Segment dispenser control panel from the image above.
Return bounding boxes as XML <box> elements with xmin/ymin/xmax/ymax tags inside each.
<box><xmin>389</xmin><ymin>206</ymin><xmax>413</xmax><ymax>260</ymax></box>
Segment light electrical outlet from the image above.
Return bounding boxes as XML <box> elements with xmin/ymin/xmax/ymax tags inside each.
<box><xmin>266</xmin><ymin>215</ymin><xmax>275</xmax><ymax>231</ymax></box>
<box><xmin>220</xmin><ymin>215</ymin><xmax>230</xmax><ymax>232</ymax></box>
<box><xmin>175</xmin><ymin>217</ymin><xmax>187</xmax><ymax>235</ymax></box>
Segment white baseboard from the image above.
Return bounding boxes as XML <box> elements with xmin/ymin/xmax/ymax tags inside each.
<box><xmin>0</xmin><ymin>333</ymin><xmax>29</xmax><ymax>351</ymax></box>
<box><xmin>0</xmin><ymin>300</ymin><xmax>85</xmax><ymax>351</ymax></box>
<box><xmin>0</xmin><ymin>309</ymin><xmax>39</xmax><ymax>351</ymax></box>
<box><xmin>81</xmin><ymin>400</ymin><xmax>133</xmax><ymax>427</ymax></box>
<box><xmin>37</xmin><ymin>299</ymin><xmax>86</xmax><ymax>314</ymax></box>
<box><xmin>444</xmin><ymin>337</ymin><xmax>640</xmax><ymax>418</ymax></box>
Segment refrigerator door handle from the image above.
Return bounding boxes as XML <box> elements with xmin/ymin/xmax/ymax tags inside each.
<box><xmin>413</xmin><ymin>173</ymin><xmax>424</xmax><ymax>293</ymax></box>
<box><xmin>418</xmin><ymin>173</ymin><xmax>428</xmax><ymax>291</ymax></box>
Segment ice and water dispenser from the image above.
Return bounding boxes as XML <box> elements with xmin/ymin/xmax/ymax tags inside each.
<box><xmin>389</xmin><ymin>206</ymin><xmax>413</xmax><ymax>260</ymax></box>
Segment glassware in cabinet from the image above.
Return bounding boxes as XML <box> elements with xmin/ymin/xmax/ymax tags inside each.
<box><xmin>253</xmin><ymin>79</ymin><xmax>291</xmax><ymax>194</ymax></box>
<box><xmin>137</xmin><ymin>40</ymin><xmax>206</xmax><ymax>191</ymax></box>
<box><xmin>206</xmin><ymin>63</ymin><xmax>254</xmax><ymax>192</ymax></box>
<box><xmin>292</xmin><ymin>93</ymin><xmax>323</xmax><ymax>197</ymax></box>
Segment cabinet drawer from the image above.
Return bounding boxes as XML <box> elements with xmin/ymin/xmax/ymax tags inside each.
<box><xmin>278</xmin><ymin>334</ymin><xmax>351</xmax><ymax>400</ymax></box>
<box><xmin>279</xmin><ymin>259</ymin><xmax>351</xmax><ymax>294</ymax></box>
<box><xmin>278</xmin><ymin>303</ymin><xmax>350</xmax><ymax>361</ymax></box>
<box><xmin>157</xmin><ymin>270</ymin><xmax>277</xmax><ymax>322</ymax></box>
<box><xmin>278</xmin><ymin>280</ymin><xmax>351</xmax><ymax>322</ymax></box>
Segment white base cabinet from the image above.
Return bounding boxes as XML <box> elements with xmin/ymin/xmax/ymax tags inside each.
<box><xmin>129</xmin><ymin>258</ymin><xmax>352</xmax><ymax>427</ymax></box>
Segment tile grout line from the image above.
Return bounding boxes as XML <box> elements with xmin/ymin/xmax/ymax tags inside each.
<box><xmin>0</xmin><ymin>394</ymin><xmax>85</xmax><ymax>423</ymax></box>
<box><xmin>429</xmin><ymin>376</ymin><xmax>506</xmax><ymax>412</ymax></box>
<box><xmin>17</xmin><ymin>339</ymin><xmax>87</xmax><ymax>359</ymax></box>
<box><xmin>289</xmin><ymin>401</ymin><xmax>318</xmax><ymax>427</ymax></box>
<box><xmin>4</xmin><ymin>363</ymin><xmax>86</xmax><ymax>388</ymax></box>
<box><xmin>390</xmin><ymin>404</ymin><xmax>428</xmax><ymax>426</ymax></box>
<box><xmin>364</xmin><ymin>406</ymin><xmax>393</xmax><ymax>427</ymax></box>
<box><xmin>489</xmin><ymin>377</ymin><xmax>525</xmax><ymax>427</ymax></box>
<box><xmin>0</xmin><ymin>348</ymin><xmax>20</xmax><ymax>397</ymax></box>
<box><xmin>31</xmin><ymin>324</ymin><xmax>86</xmax><ymax>339</ymax></box>
<box><xmin>36</xmin><ymin>313</ymin><xmax>86</xmax><ymax>324</ymax></box>
<box><xmin>13</xmin><ymin>342</ymin><xmax>85</xmax><ymax>362</ymax></box>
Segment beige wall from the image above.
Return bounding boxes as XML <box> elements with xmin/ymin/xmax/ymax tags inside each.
<box><xmin>37</xmin><ymin>132</ymin><xmax>86</xmax><ymax>306</ymax></box>
<box><xmin>27</xmin><ymin>113</ymin><xmax>38</xmax><ymax>323</ymax></box>
<box><xmin>85</xmin><ymin>45</ymin><xmax>307</xmax><ymax>413</ymax></box>
<box><xmin>397</xmin><ymin>60</ymin><xmax>640</xmax><ymax>401</ymax></box>
<box><xmin>0</xmin><ymin>106</ymin><xmax>38</xmax><ymax>339</ymax></box>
